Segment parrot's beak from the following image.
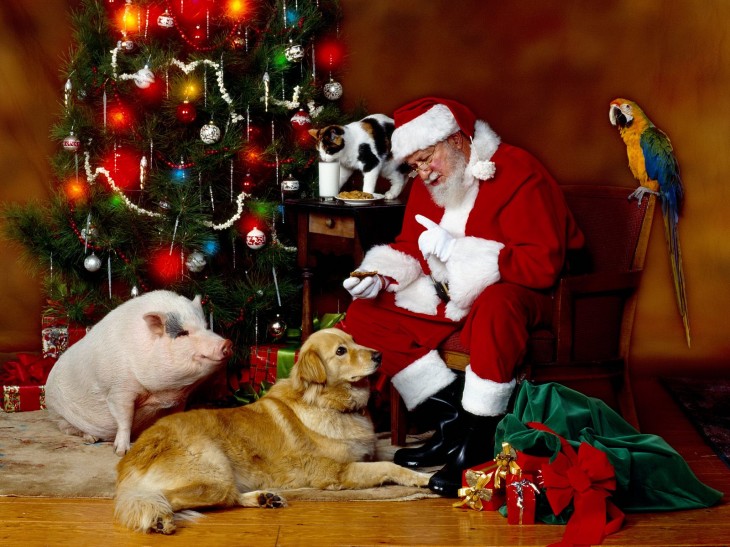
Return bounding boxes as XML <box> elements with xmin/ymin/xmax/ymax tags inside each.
<box><xmin>609</xmin><ymin>104</ymin><xmax>631</xmax><ymax>128</ymax></box>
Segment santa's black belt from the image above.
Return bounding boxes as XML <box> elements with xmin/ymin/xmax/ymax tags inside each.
<box><xmin>431</xmin><ymin>277</ymin><xmax>450</xmax><ymax>303</ymax></box>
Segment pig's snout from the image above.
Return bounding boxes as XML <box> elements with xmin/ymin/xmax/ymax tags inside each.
<box><xmin>221</xmin><ymin>339</ymin><xmax>233</xmax><ymax>358</ymax></box>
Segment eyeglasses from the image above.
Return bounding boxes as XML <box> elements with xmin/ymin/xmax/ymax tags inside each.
<box><xmin>407</xmin><ymin>146</ymin><xmax>436</xmax><ymax>173</ymax></box>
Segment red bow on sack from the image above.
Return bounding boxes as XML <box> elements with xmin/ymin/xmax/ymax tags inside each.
<box><xmin>0</xmin><ymin>353</ymin><xmax>56</xmax><ymax>386</ymax></box>
<box><xmin>527</xmin><ymin>422</ymin><xmax>624</xmax><ymax>547</ymax></box>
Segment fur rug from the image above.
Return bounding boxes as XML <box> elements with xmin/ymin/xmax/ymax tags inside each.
<box><xmin>0</xmin><ymin>410</ymin><xmax>438</xmax><ymax>501</ymax></box>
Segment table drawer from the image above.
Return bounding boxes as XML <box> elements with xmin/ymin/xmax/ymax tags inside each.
<box><xmin>308</xmin><ymin>213</ymin><xmax>355</xmax><ymax>238</ymax></box>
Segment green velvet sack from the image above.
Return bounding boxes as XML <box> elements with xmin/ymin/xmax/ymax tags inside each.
<box><xmin>495</xmin><ymin>381</ymin><xmax>723</xmax><ymax>513</ymax></box>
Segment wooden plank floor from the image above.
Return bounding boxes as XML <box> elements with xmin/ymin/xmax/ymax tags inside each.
<box><xmin>1</xmin><ymin>377</ymin><xmax>728</xmax><ymax>546</ymax></box>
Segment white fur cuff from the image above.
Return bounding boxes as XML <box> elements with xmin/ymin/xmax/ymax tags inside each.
<box><xmin>461</xmin><ymin>365</ymin><xmax>515</xmax><ymax>416</ymax></box>
<box><xmin>359</xmin><ymin>244</ymin><xmax>422</xmax><ymax>288</ymax></box>
<box><xmin>445</xmin><ymin>237</ymin><xmax>503</xmax><ymax>312</ymax></box>
<box><xmin>391</xmin><ymin>350</ymin><xmax>457</xmax><ymax>411</ymax></box>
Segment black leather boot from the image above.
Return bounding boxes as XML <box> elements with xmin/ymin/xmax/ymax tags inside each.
<box><xmin>427</xmin><ymin>412</ymin><xmax>502</xmax><ymax>498</ymax></box>
<box><xmin>393</xmin><ymin>378</ymin><xmax>464</xmax><ymax>469</ymax></box>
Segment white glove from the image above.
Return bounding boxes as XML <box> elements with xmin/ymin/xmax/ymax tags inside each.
<box><xmin>415</xmin><ymin>214</ymin><xmax>455</xmax><ymax>262</ymax></box>
<box><xmin>343</xmin><ymin>275</ymin><xmax>385</xmax><ymax>299</ymax></box>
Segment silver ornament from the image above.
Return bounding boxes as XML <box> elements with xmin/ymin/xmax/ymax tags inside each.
<box><xmin>200</xmin><ymin>121</ymin><xmax>222</xmax><ymax>144</ymax></box>
<box><xmin>323</xmin><ymin>79</ymin><xmax>343</xmax><ymax>101</ymax></box>
<box><xmin>80</xmin><ymin>225</ymin><xmax>98</xmax><ymax>241</ymax></box>
<box><xmin>119</xmin><ymin>37</ymin><xmax>135</xmax><ymax>52</ymax></box>
<box><xmin>157</xmin><ymin>10</ymin><xmax>174</xmax><ymax>28</ymax></box>
<box><xmin>285</xmin><ymin>43</ymin><xmax>305</xmax><ymax>62</ymax></box>
<box><xmin>281</xmin><ymin>175</ymin><xmax>300</xmax><ymax>194</ymax></box>
<box><xmin>131</xmin><ymin>285</ymin><xmax>140</xmax><ymax>297</ymax></box>
<box><xmin>84</xmin><ymin>253</ymin><xmax>102</xmax><ymax>272</ymax></box>
<box><xmin>133</xmin><ymin>65</ymin><xmax>155</xmax><ymax>89</ymax></box>
<box><xmin>185</xmin><ymin>251</ymin><xmax>207</xmax><ymax>273</ymax></box>
<box><xmin>62</xmin><ymin>132</ymin><xmax>81</xmax><ymax>152</ymax></box>
<box><xmin>267</xmin><ymin>314</ymin><xmax>288</xmax><ymax>341</ymax></box>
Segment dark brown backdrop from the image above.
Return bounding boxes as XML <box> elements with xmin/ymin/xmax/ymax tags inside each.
<box><xmin>2</xmin><ymin>1</ymin><xmax>728</xmax><ymax>378</ymax></box>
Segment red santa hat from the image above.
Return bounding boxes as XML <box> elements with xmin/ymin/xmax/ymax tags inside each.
<box><xmin>391</xmin><ymin>97</ymin><xmax>500</xmax><ymax>182</ymax></box>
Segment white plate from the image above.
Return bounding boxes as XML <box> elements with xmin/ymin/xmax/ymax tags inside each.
<box><xmin>336</xmin><ymin>193</ymin><xmax>385</xmax><ymax>206</ymax></box>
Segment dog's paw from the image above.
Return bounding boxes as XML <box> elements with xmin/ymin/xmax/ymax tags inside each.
<box><xmin>257</xmin><ymin>491</ymin><xmax>287</xmax><ymax>509</ymax></box>
<box><xmin>405</xmin><ymin>470</ymin><xmax>433</xmax><ymax>487</ymax></box>
<box><xmin>153</xmin><ymin>514</ymin><xmax>176</xmax><ymax>535</ymax></box>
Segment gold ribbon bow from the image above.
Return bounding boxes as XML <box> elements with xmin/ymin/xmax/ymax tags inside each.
<box><xmin>493</xmin><ymin>442</ymin><xmax>521</xmax><ymax>489</ymax></box>
<box><xmin>453</xmin><ymin>442</ymin><xmax>522</xmax><ymax>511</ymax></box>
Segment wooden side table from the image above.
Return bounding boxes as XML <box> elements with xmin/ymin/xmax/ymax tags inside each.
<box><xmin>284</xmin><ymin>198</ymin><xmax>406</xmax><ymax>340</ymax></box>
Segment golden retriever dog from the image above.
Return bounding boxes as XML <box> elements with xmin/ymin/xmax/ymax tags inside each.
<box><xmin>114</xmin><ymin>328</ymin><xmax>431</xmax><ymax>534</ymax></box>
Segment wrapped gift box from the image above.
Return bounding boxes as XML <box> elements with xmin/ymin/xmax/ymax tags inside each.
<box><xmin>41</xmin><ymin>317</ymin><xmax>87</xmax><ymax>359</ymax></box>
<box><xmin>3</xmin><ymin>385</ymin><xmax>46</xmax><ymax>412</ymax></box>
<box><xmin>506</xmin><ymin>473</ymin><xmax>540</xmax><ymax>525</ymax></box>
<box><xmin>244</xmin><ymin>344</ymin><xmax>300</xmax><ymax>392</ymax></box>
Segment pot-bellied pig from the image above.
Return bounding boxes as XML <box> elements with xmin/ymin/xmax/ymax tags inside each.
<box><xmin>45</xmin><ymin>290</ymin><xmax>233</xmax><ymax>455</ymax></box>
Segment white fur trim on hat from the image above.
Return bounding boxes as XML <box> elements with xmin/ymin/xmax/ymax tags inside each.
<box><xmin>391</xmin><ymin>350</ymin><xmax>457</xmax><ymax>410</ymax></box>
<box><xmin>461</xmin><ymin>365</ymin><xmax>515</xmax><ymax>416</ymax></box>
<box><xmin>391</xmin><ymin>104</ymin><xmax>459</xmax><ymax>161</ymax></box>
<box><xmin>466</xmin><ymin>120</ymin><xmax>501</xmax><ymax>183</ymax></box>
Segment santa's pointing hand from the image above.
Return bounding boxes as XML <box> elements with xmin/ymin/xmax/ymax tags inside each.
<box><xmin>415</xmin><ymin>214</ymin><xmax>455</xmax><ymax>262</ymax></box>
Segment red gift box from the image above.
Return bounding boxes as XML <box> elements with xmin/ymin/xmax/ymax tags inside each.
<box><xmin>0</xmin><ymin>353</ymin><xmax>56</xmax><ymax>387</ymax></box>
<box><xmin>243</xmin><ymin>344</ymin><xmax>300</xmax><ymax>392</ymax></box>
<box><xmin>453</xmin><ymin>442</ymin><xmax>521</xmax><ymax>511</ymax></box>
<box><xmin>506</xmin><ymin>473</ymin><xmax>540</xmax><ymax>525</ymax></box>
<box><xmin>41</xmin><ymin>317</ymin><xmax>87</xmax><ymax>359</ymax></box>
<box><xmin>3</xmin><ymin>385</ymin><xmax>46</xmax><ymax>412</ymax></box>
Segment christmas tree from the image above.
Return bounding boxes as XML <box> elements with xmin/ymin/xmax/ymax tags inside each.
<box><xmin>2</xmin><ymin>0</ymin><xmax>348</xmax><ymax>403</ymax></box>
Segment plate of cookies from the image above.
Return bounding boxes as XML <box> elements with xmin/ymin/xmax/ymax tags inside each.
<box><xmin>336</xmin><ymin>191</ymin><xmax>385</xmax><ymax>205</ymax></box>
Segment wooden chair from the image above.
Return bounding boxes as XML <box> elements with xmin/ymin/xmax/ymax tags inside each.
<box><xmin>390</xmin><ymin>185</ymin><xmax>656</xmax><ymax>445</ymax></box>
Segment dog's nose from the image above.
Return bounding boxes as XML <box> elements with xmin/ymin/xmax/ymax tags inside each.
<box><xmin>372</xmin><ymin>351</ymin><xmax>382</xmax><ymax>368</ymax></box>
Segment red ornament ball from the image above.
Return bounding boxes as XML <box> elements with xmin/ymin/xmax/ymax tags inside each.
<box><xmin>176</xmin><ymin>101</ymin><xmax>197</xmax><ymax>124</ymax></box>
<box><xmin>290</xmin><ymin>108</ymin><xmax>312</xmax><ymax>131</ymax></box>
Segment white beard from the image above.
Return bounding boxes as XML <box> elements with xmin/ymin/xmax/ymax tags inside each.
<box><xmin>426</xmin><ymin>146</ymin><xmax>469</xmax><ymax>209</ymax></box>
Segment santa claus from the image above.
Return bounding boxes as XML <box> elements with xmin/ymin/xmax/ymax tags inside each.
<box><xmin>339</xmin><ymin>97</ymin><xmax>584</xmax><ymax>496</ymax></box>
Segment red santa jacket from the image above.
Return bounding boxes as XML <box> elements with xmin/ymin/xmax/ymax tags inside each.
<box><xmin>358</xmin><ymin>140</ymin><xmax>585</xmax><ymax>322</ymax></box>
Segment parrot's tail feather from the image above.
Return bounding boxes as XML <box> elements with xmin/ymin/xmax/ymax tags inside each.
<box><xmin>663</xmin><ymin>212</ymin><xmax>691</xmax><ymax>347</ymax></box>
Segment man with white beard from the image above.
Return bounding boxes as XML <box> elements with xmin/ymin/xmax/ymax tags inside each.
<box><xmin>339</xmin><ymin>97</ymin><xmax>585</xmax><ymax>496</ymax></box>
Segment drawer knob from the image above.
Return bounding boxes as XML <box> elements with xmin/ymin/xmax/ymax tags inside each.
<box><xmin>325</xmin><ymin>217</ymin><xmax>335</xmax><ymax>228</ymax></box>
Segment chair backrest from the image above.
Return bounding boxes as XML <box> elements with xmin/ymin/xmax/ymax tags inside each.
<box><xmin>558</xmin><ymin>185</ymin><xmax>656</xmax><ymax>363</ymax></box>
<box><xmin>561</xmin><ymin>185</ymin><xmax>654</xmax><ymax>274</ymax></box>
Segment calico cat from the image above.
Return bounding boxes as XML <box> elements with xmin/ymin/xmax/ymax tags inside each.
<box><xmin>309</xmin><ymin>114</ymin><xmax>411</xmax><ymax>199</ymax></box>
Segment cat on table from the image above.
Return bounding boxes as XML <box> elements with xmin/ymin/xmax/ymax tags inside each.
<box><xmin>309</xmin><ymin>114</ymin><xmax>411</xmax><ymax>199</ymax></box>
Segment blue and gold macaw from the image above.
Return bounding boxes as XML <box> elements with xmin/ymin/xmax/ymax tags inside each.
<box><xmin>609</xmin><ymin>98</ymin><xmax>690</xmax><ymax>347</ymax></box>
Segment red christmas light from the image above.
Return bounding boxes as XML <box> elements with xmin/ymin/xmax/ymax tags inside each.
<box><xmin>315</xmin><ymin>38</ymin><xmax>346</xmax><ymax>71</ymax></box>
<box><xmin>149</xmin><ymin>247</ymin><xmax>183</xmax><ymax>285</ymax></box>
<box><xmin>176</xmin><ymin>100</ymin><xmax>197</xmax><ymax>124</ymax></box>
<box><xmin>102</xmin><ymin>146</ymin><xmax>142</xmax><ymax>190</ymax></box>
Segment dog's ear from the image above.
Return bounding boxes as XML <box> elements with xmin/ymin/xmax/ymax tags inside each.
<box><xmin>293</xmin><ymin>347</ymin><xmax>327</xmax><ymax>388</ymax></box>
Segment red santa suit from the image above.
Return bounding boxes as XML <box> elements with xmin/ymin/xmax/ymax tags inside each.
<box><xmin>341</xmin><ymin>98</ymin><xmax>584</xmax><ymax>417</ymax></box>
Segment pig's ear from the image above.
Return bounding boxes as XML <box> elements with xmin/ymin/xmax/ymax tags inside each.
<box><xmin>143</xmin><ymin>312</ymin><xmax>166</xmax><ymax>337</ymax></box>
<box><xmin>292</xmin><ymin>348</ymin><xmax>327</xmax><ymax>389</ymax></box>
<box><xmin>192</xmin><ymin>294</ymin><xmax>202</xmax><ymax>307</ymax></box>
